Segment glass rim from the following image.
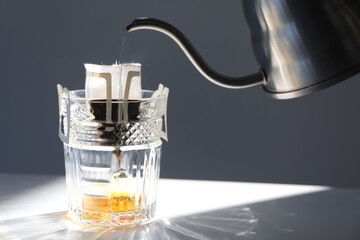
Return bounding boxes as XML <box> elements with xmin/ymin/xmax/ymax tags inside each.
<box><xmin>62</xmin><ymin>89</ymin><xmax>167</xmax><ymax>102</ymax></box>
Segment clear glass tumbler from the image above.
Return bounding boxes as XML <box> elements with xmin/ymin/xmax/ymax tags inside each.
<box><xmin>57</xmin><ymin>86</ymin><xmax>168</xmax><ymax>227</ymax></box>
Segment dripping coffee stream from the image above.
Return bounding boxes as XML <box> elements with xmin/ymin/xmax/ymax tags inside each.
<box><xmin>113</xmin><ymin>30</ymin><xmax>142</xmax><ymax>185</ymax></box>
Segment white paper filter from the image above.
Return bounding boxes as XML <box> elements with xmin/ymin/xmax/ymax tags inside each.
<box><xmin>85</xmin><ymin>63</ymin><xmax>142</xmax><ymax>100</ymax></box>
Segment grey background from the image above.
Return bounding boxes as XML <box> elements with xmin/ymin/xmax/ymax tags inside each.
<box><xmin>1</xmin><ymin>0</ymin><xmax>360</xmax><ymax>187</ymax></box>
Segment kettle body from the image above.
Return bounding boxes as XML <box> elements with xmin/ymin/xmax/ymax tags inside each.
<box><xmin>244</xmin><ymin>0</ymin><xmax>360</xmax><ymax>99</ymax></box>
<box><xmin>127</xmin><ymin>0</ymin><xmax>360</xmax><ymax>99</ymax></box>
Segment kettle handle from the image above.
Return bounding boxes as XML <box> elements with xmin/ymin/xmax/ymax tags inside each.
<box><xmin>126</xmin><ymin>18</ymin><xmax>265</xmax><ymax>89</ymax></box>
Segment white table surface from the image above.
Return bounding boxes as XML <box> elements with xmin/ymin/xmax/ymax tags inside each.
<box><xmin>0</xmin><ymin>173</ymin><xmax>328</xmax><ymax>221</ymax></box>
<box><xmin>2</xmin><ymin>174</ymin><xmax>360</xmax><ymax>239</ymax></box>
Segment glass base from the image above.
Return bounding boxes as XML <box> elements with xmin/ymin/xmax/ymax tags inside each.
<box><xmin>63</xmin><ymin>142</ymin><xmax>161</xmax><ymax>228</ymax></box>
<box><xmin>68</xmin><ymin>202</ymin><xmax>156</xmax><ymax>227</ymax></box>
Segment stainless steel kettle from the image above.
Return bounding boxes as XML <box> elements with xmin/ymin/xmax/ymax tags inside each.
<box><xmin>126</xmin><ymin>0</ymin><xmax>360</xmax><ymax>99</ymax></box>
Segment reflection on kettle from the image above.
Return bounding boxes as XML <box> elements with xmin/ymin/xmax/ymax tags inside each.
<box><xmin>126</xmin><ymin>0</ymin><xmax>360</xmax><ymax>99</ymax></box>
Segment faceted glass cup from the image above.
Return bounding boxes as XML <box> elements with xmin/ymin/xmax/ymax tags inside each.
<box><xmin>57</xmin><ymin>87</ymin><xmax>168</xmax><ymax>227</ymax></box>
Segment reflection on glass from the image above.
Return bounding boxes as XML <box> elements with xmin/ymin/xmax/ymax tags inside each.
<box><xmin>0</xmin><ymin>207</ymin><xmax>257</xmax><ymax>240</ymax></box>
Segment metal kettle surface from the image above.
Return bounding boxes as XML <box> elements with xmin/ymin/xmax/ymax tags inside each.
<box><xmin>127</xmin><ymin>0</ymin><xmax>360</xmax><ymax>99</ymax></box>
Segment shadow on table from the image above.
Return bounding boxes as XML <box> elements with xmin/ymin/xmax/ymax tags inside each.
<box><xmin>1</xmin><ymin>188</ymin><xmax>360</xmax><ymax>240</ymax></box>
<box><xmin>0</xmin><ymin>174</ymin><xmax>64</xmax><ymax>202</ymax></box>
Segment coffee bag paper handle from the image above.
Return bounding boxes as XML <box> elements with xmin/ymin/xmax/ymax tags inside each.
<box><xmin>153</xmin><ymin>84</ymin><xmax>169</xmax><ymax>141</ymax></box>
<box><xmin>57</xmin><ymin>84</ymin><xmax>70</xmax><ymax>144</ymax></box>
<box><xmin>161</xmin><ymin>87</ymin><xmax>169</xmax><ymax>141</ymax></box>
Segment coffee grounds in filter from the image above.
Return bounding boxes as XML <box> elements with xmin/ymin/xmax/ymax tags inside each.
<box><xmin>84</xmin><ymin>63</ymin><xmax>142</xmax><ymax>144</ymax></box>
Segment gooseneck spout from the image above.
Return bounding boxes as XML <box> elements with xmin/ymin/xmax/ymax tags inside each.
<box><xmin>126</xmin><ymin>18</ymin><xmax>265</xmax><ymax>89</ymax></box>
